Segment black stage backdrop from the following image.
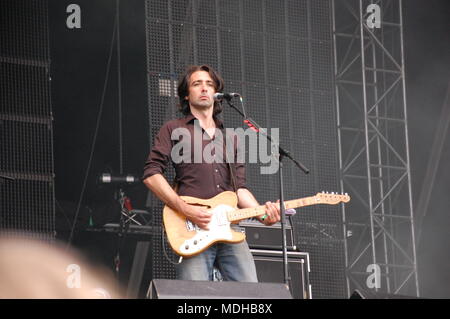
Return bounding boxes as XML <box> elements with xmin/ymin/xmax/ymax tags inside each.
<box><xmin>33</xmin><ymin>0</ymin><xmax>450</xmax><ymax>298</ymax></box>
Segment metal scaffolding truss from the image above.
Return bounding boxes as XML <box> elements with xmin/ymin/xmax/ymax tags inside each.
<box><xmin>332</xmin><ymin>0</ymin><xmax>419</xmax><ymax>297</ymax></box>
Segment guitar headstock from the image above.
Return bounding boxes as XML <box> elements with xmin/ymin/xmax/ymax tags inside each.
<box><xmin>315</xmin><ymin>192</ymin><xmax>350</xmax><ymax>204</ymax></box>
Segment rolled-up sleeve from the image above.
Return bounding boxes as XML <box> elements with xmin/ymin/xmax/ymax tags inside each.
<box><xmin>142</xmin><ymin>123</ymin><xmax>173</xmax><ymax>180</ymax></box>
<box><xmin>234</xmin><ymin>161</ymin><xmax>247</xmax><ymax>190</ymax></box>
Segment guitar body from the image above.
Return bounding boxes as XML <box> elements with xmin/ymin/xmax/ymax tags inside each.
<box><xmin>163</xmin><ymin>191</ymin><xmax>246</xmax><ymax>257</ymax></box>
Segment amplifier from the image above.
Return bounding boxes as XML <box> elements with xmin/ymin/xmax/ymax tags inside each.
<box><xmin>240</xmin><ymin>220</ymin><xmax>296</xmax><ymax>250</ymax></box>
<box><xmin>251</xmin><ymin>249</ymin><xmax>312</xmax><ymax>299</ymax></box>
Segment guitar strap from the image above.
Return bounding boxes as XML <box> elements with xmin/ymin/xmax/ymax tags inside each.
<box><xmin>222</xmin><ymin>127</ymin><xmax>238</xmax><ymax>193</ymax></box>
<box><xmin>229</xmin><ymin>161</ymin><xmax>238</xmax><ymax>192</ymax></box>
<box><xmin>172</xmin><ymin>180</ymin><xmax>179</xmax><ymax>193</ymax></box>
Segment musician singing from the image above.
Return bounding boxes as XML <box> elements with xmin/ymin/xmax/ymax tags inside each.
<box><xmin>142</xmin><ymin>64</ymin><xmax>280</xmax><ymax>282</ymax></box>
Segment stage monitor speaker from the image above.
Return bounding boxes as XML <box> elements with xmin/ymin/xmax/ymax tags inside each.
<box><xmin>147</xmin><ymin>279</ymin><xmax>292</xmax><ymax>299</ymax></box>
<box><xmin>350</xmin><ymin>289</ymin><xmax>422</xmax><ymax>299</ymax></box>
<box><xmin>251</xmin><ymin>249</ymin><xmax>311</xmax><ymax>299</ymax></box>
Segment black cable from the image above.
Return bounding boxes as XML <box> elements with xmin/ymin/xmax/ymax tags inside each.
<box><xmin>161</xmin><ymin>221</ymin><xmax>183</xmax><ymax>265</ymax></box>
<box><xmin>288</xmin><ymin>215</ymin><xmax>298</xmax><ymax>251</ymax></box>
<box><xmin>66</xmin><ymin>15</ymin><xmax>118</xmax><ymax>248</ymax></box>
<box><xmin>116</xmin><ymin>0</ymin><xmax>124</xmax><ymax>175</ymax></box>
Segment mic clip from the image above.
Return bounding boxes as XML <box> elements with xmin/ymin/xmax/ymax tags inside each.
<box><xmin>213</xmin><ymin>92</ymin><xmax>240</xmax><ymax>101</ymax></box>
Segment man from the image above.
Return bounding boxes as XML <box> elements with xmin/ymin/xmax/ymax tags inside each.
<box><xmin>142</xmin><ymin>64</ymin><xmax>280</xmax><ymax>282</ymax></box>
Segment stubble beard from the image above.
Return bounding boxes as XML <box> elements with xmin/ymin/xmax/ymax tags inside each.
<box><xmin>189</xmin><ymin>99</ymin><xmax>213</xmax><ymax>111</ymax></box>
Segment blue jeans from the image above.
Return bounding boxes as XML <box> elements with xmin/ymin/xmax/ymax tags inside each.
<box><xmin>176</xmin><ymin>240</ymin><xmax>258</xmax><ymax>282</ymax></box>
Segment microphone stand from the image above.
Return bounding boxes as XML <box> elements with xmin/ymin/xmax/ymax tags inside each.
<box><xmin>225</xmin><ymin>98</ymin><xmax>309</xmax><ymax>288</ymax></box>
<box><xmin>114</xmin><ymin>187</ymin><xmax>132</xmax><ymax>279</ymax></box>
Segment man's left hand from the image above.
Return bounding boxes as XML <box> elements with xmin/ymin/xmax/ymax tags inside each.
<box><xmin>260</xmin><ymin>200</ymin><xmax>281</xmax><ymax>226</ymax></box>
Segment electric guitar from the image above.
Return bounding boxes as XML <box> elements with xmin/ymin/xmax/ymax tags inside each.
<box><xmin>163</xmin><ymin>191</ymin><xmax>350</xmax><ymax>257</ymax></box>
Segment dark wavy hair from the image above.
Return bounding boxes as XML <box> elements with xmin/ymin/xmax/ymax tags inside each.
<box><xmin>177</xmin><ymin>65</ymin><xmax>225</xmax><ymax>118</ymax></box>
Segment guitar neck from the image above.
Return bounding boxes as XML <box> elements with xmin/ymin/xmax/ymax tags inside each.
<box><xmin>227</xmin><ymin>196</ymin><xmax>317</xmax><ymax>222</ymax></box>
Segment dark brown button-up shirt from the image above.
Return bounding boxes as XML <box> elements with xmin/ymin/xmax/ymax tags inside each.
<box><xmin>142</xmin><ymin>114</ymin><xmax>246</xmax><ymax>199</ymax></box>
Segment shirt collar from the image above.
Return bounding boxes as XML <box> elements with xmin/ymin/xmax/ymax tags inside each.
<box><xmin>183</xmin><ymin>113</ymin><xmax>224</xmax><ymax>129</ymax></box>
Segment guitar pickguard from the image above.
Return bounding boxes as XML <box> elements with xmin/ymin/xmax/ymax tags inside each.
<box><xmin>180</xmin><ymin>204</ymin><xmax>235</xmax><ymax>256</ymax></box>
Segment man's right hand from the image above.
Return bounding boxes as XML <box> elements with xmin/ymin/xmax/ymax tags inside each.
<box><xmin>144</xmin><ymin>174</ymin><xmax>213</xmax><ymax>230</ymax></box>
<box><xmin>182</xmin><ymin>204</ymin><xmax>212</xmax><ymax>230</ymax></box>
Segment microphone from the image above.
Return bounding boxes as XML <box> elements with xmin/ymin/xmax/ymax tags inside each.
<box><xmin>99</xmin><ymin>173</ymin><xmax>139</xmax><ymax>184</ymax></box>
<box><xmin>213</xmin><ymin>92</ymin><xmax>240</xmax><ymax>101</ymax></box>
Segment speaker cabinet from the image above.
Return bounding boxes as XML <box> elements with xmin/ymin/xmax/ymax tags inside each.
<box><xmin>147</xmin><ymin>279</ymin><xmax>292</xmax><ymax>299</ymax></box>
<box><xmin>251</xmin><ymin>249</ymin><xmax>311</xmax><ymax>299</ymax></box>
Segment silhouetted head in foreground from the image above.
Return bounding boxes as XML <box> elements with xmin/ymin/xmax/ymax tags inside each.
<box><xmin>0</xmin><ymin>233</ymin><xmax>124</xmax><ymax>299</ymax></box>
